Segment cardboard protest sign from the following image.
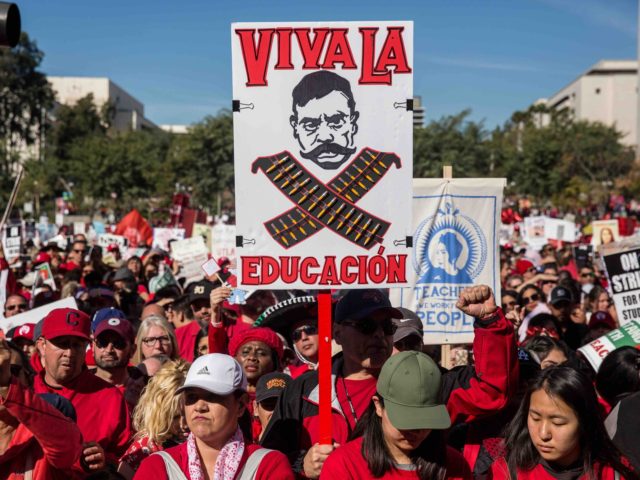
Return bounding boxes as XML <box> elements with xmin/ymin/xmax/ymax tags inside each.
<box><xmin>523</xmin><ymin>216</ymin><xmax>547</xmax><ymax>249</ymax></box>
<box><xmin>0</xmin><ymin>297</ymin><xmax>78</xmax><ymax>331</ymax></box>
<box><xmin>34</xmin><ymin>263</ymin><xmax>57</xmax><ymax>291</ymax></box>
<box><xmin>211</xmin><ymin>223</ymin><xmax>236</xmax><ymax>263</ymax></box>
<box><xmin>544</xmin><ymin>217</ymin><xmax>577</xmax><ymax>243</ymax></box>
<box><xmin>193</xmin><ymin>223</ymin><xmax>213</xmax><ymax>252</ymax></box>
<box><xmin>149</xmin><ymin>266</ymin><xmax>178</xmax><ymax>293</ymax></box>
<box><xmin>97</xmin><ymin>233</ymin><xmax>129</xmax><ymax>250</ymax></box>
<box><xmin>1</xmin><ymin>223</ymin><xmax>21</xmax><ymax>262</ymax></box>
<box><xmin>170</xmin><ymin>236</ymin><xmax>209</xmax><ymax>285</ymax></box>
<box><xmin>390</xmin><ymin>178</ymin><xmax>505</xmax><ymax>344</ymax></box>
<box><xmin>578</xmin><ymin>320</ymin><xmax>640</xmax><ymax>371</ymax></box>
<box><xmin>592</xmin><ymin>219</ymin><xmax>619</xmax><ymax>247</ymax></box>
<box><xmin>602</xmin><ymin>247</ymin><xmax>640</xmax><ymax>325</ymax></box>
<box><xmin>152</xmin><ymin>228</ymin><xmax>185</xmax><ymax>251</ymax></box>
<box><xmin>232</xmin><ymin>21</ymin><xmax>414</xmax><ymax>289</ymax></box>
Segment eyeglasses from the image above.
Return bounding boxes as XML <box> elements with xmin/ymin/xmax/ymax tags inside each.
<box><xmin>95</xmin><ymin>336</ymin><xmax>127</xmax><ymax>350</ymax></box>
<box><xmin>292</xmin><ymin>325</ymin><xmax>318</xmax><ymax>342</ymax></box>
<box><xmin>526</xmin><ymin>267</ymin><xmax>538</xmax><ymax>274</ymax></box>
<box><xmin>341</xmin><ymin>319</ymin><xmax>397</xmax><ymax>336</ymax></box>
<box><xmin>142</xmin><ymin>335</ymin><xmax>171</xmax><ymax>347</ymax></box>
<box><xmin>502</xmin><ymin>301</ymin><xmax>517</xmax><ymax>309</ymax></box>
<box><xmin>6</xmin><ymin>303</ymin><xmax>27</xmax><ymax>311</ymax></box>
<box><xmin>522</xmin><ymin>293</ymin><xmax>540</xmax><ymax>305</ymax></box>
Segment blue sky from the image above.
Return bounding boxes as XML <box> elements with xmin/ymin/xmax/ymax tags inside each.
<box><xmin>20</xmin><ymin>0</ymin><xmax>637</xmax><ymax>129</ymax></box>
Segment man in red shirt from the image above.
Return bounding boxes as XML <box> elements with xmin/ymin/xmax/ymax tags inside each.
<box><xmin>33</xmin><ymin>307</ymin><xmax>133</xmax><ymax>469</ymax></box>
<box><xmin>175</xmin><ymin>279</ymin><xmax>219</xmax><ymax>361</ymax></box>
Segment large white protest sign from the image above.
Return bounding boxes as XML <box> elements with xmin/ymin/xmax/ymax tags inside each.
<box><xmin>578</xmin><ymin>320</ymin><xmax>640</xmax><ymax>371</ymax></box>
<box><xmin>211</xmin><ymin>223</ymin><xmax>236</xmax><ymax>262</ymax></box>
<box><xmin>0</xmin><ymin>297</ymin><xmax>78</xmax><ymax>331</ymax></box>
<box><xmin>232</xmin><ymin>21</ymin><xmax>413</xmax><ymax>289</ymax></box>
<box><xmin>602</xmin><ymin>246</ymin><xmax>640</xmax><ymax>325</ymax></box>
<box><xmin>390</xmin><ymin>178</ymin><xmax>505</xmax><ymax>344</ymax></box>
<box><xmin>171</xmin><ymin>236</ymin><xmax>209</xmax><ymax>285</ymax></box>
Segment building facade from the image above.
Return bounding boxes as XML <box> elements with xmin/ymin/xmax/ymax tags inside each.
<box><xmin>538</xmin><ymin>60</ymin><xmax>637</xmax><ymax>147</ymax></box>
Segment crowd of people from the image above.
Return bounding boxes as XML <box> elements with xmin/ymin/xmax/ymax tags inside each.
<box><xmin>0</xmin><ymin>232</ymin><xmax>639</xmax><ymax>479</ymax></box>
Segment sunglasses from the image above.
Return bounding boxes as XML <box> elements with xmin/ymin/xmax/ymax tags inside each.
<box><xmin>502</xmin><ymin>300</ymin><xmax>517</xmax><ymax>309</ymax></box>
<box><xmin>341</xmin><ymin>319</ymin><xmax>397</xmax><ymax>336</ymax></box>
<box><xmin>580</xmin><ymin>272</ymin><xmax>595</xmax><ymax>278</ymax></box>
<box><xmin>95</xmin><ymin>336</ymin><xmax>127</xmax><ymax>350</ymax></box>
<box><xmin>6</xmin><ymin>303</ymin><xmax>27</xmax><ymax>311</ymax></box>
<box><xmin>522</xmin><ymin>293</ymin><xmax>540</xmax><ymax>305</ymax></box>
<box><xmin>292</xmin><ymin>325</ymin><xmax>318</xmax><ymax>342</ymax></box>
<box><xmin>72</xmin><ymin>249</ymin><xmax>84</xmax><ymax>254</ymax></box>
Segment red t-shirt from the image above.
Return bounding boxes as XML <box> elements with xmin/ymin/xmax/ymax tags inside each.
<box><xmin>33</xmin><ymin>369</ymin><xmax>132</xmax><ymax>462</ymax></box>
<box><xmin>134</xmin><ymin>441</ymin><xmax>294</xmax><ymax>480</ymax></box>
<box><xmin>175</xmin><ymin>320</ymin><xmax>202</xmax><ymax>362</ymax></box>
<box><xmin>320</xmin><ymin>436</ymin><xmax>472</xmax><ymax>479</ymax></box>
<box><xmin>335</xmin><ymin>377</ymin><xmax>378</xmax><ymax>431</ymax></box>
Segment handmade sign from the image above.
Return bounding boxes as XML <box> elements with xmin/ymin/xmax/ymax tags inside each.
<box><xmin>602</xmin><ymin>246</ymin><xmax>640</xmax><ymax>325</ymax></box>
<box><xmin>578</xmin><ymin>320</ymin><xmax>640</xmax><ymax>371</ymax></box>
<box><xmin>211</xmin><ymin>223</ymin><xmax>236</xmax><ymax>263</ymax></box>
<box><xmin>592</xmin><ymin>219</ymin><xmax>619</xmax><ymax>247</ymax></box>
<box><xmin>391</xmin><ymin>177</ymin><xmax>505</xmax><ymax>344</ymax></box>
<box><xmin>97</xmin><ymin>233</ymin><xmax>129</xmax><ymax>250</ymax></box>
<box><xmin>170</xmin><ymin>236</ymin><xmax>209</xmax><ymax>285</ymax></box>
<box><xmin>1</xmin><ymin>223</ymin><xmax>21</xmax><ymax>263</ymax></box>
<box><xmin>152</xmin><ymin>228</ymin><xmax>185</xmax><ymax>251</ymax></box>
<box><xmin>232</xmin><ymin>21</ymin><xmax>413</xmax><ymax>289</ymax></box>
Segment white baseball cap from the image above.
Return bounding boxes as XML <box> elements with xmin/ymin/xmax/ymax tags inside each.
<box><xmin>176</xmin><ymin>353</ymin><xmax>247</xmax><ymax>396</ymax></box>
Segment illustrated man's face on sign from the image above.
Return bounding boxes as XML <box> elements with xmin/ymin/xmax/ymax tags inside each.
<box><xmin>290</xmin><ymin>71</ymin><xmax>359</xmax><ymax>170</ymax></box>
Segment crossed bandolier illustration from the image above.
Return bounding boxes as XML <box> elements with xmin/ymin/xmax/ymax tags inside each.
<box><xmin>251</xmin><ymin>148</ymin><xmax>401</xmax><ymax>250</ymax></box>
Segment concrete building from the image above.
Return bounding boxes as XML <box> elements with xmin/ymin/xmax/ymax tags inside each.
<box><xmin>48</xmin><ymin>76</ymin><xmax>157</xmax><ymax>132</ymax></box>
<box><xmin>160</xmin><ymin>124</ymin><xmax>189</xmax><ymax>134</ymax></box>
<box><xmin>538</xmin><ymin>60</ymin><xmax>637</xmax><ymax>147</ymax></box>
<box><xmin>413</xmin><ymin>96</ymin><xmax>425</xmax><ymax>127</ymax></box>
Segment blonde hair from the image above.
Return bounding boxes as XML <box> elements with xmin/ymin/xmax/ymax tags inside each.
<box><xmin>132</xmin><ymin>359</ymin><xmax>190</xmax><ymax>445</ymax></box>
<box><xmin>133</xmin><ymin>315</ymin><xmax>179</xmax><ymax>364</ymax></box>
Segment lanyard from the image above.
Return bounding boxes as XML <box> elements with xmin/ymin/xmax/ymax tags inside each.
<box><xmin>341</xmin><ymin>376</ymin><xmax>358</xmax><ymax>426</ymax></box>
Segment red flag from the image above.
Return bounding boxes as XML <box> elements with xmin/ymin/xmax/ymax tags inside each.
<box><xmin>115</xmin><ymin>209</ymin><xmax>152</xmax><ymax>248</ymax></box>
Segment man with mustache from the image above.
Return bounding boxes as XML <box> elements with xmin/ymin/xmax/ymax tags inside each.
<box><xmin>290</xmin><ymin>71</ymin><xmax>359</xmax><ymax>170</ymax></box>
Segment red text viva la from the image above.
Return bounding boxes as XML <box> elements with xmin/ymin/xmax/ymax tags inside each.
<box><xmin>235</xmin><ymin>27</ymin><xmax>411</xmax><ymax>86</ymax></box>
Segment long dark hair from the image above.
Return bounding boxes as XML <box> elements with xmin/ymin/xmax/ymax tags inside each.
<box><xmin>595</xmin><ymin>347</ymin><xmax>640</xmax><ymax>407</ymax></box>
<box><xmin>503</xmin><ymin>366</ymin><xmax>639</xmax><ymax>479</ymax></box>
<box><xmin>352</xmin><ymin>396</ymin><xmax>447</xmax><ymax>480</ymax></box>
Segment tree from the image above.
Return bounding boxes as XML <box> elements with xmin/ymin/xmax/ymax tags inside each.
<box><xmin>0</xmin><ymin>32</ymin><xmax>54</xmax><ymax>202</ymax></box>
<box><xmin>413</xmin><ymin>110</ymin><xmax>491</xmax><ymax>178</ymax></box>
<box><xmin>166</xmin><ymin>112</ymin><xmax>234</xmax><ymax>210</ymax></box>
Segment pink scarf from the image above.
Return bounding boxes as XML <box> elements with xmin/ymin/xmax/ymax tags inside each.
<box><xmin>186</xmin><ymin>428</ymin><xmax>245</xmax><ymax>480</ymax></box>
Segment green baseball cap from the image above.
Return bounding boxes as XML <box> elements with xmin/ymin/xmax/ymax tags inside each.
<box><xmin>377</xmin><ymin>351</ymin><xmax>451</xmax><ymax>430</ymax></box>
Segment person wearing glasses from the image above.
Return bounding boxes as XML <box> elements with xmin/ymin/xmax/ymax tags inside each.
<box><xmin>32</xmin><ymin>308</ymin><xmax>132</xmax><ymax>470</ymax></box>
<box><xmin>3</xmin><ymin>293</ymin><xmax>29</xmax><ymax>318</ymax></box>
<box><xmin>261</xmin><ymin>287</ymin><xmax>518</xmax><ymax>479</ymax></box>
<box><xmin>251</xmin><ymin>295</ymin><xmax>320</xmax><ymax>378</ymax></box>
<box><xmin>133</xmin><ymin>315</ymin><xmax>179</xmax><ymax>364</ymax></box>
<box><xmin>91</xmin><ymin>313</ymin><xmax>146</xmax><ymax>411</ymax></box>
<box><xmin>515</xmin><ymin>285</ymin><xmax>550</xmax><ymax>343</ymax></box>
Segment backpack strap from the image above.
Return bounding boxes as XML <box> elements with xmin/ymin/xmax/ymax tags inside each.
<box><xmin>154</xmin><ymin>451</ymin><xmax>189</xmax><ymax>480</ymax></box>
<box><xmin>237</xmin><ymin>448</ymin><xmax>274</xmax><ymax>480</ymax></box>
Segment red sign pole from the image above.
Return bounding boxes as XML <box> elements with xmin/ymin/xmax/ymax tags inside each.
<box><xmin>318</xmin><ymin>290</ymin><xmax>333</xmax><ymax>445</ymax></box>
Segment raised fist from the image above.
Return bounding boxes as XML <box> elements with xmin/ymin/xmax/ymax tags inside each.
<box><xmin>455</xmin><ymin>285</ymin><xmax>498</xmax><ymax>319</ymax></box>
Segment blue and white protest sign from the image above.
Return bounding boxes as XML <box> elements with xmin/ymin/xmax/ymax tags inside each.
<box><xmin>390</xmin><ymin>178</ymin><xmax>505</xmax><ymax>344</ymax></box>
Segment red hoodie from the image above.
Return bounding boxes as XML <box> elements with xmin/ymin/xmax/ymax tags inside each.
<box><xmin>0</xmin><ymin>379</ymin><xmax>83</xmax><ymax>480</ymax></box>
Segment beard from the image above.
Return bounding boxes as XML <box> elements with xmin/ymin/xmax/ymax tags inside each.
<box><xmin>95</xmin><ymin>354</ymin><xmax>128</xmax><ymax>369</ymax></box>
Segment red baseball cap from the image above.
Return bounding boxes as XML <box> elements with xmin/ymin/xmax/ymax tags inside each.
<box><xmin>94</xmin><ymin>317</ymin><xmax>135</xmax><ymax>343</ymax></box>
<box><xmin>41</xmin><ymin>308</ymin><xmax>91</xmax><ymax>341</ymax></box>
<box><xmin>13</xmin><ymin>323</ymin><xmax>35</xmax><ymax>341</ymax></box>
<box><xmin>514</xmin><ymin>259</ymin><xmax>535</xmax><ymax>275</ymax></box>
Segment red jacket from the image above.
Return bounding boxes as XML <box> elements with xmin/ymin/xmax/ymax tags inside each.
<box><xmin>320</xmin><ymin>437</ymin><xmax>472</xmax><ymax>479</ymax></box>
<box><xmin>489</xmin><ymin>457</ymin><xmax>624</xmax><ymax>479</ymax></box>
<box><xmin>0</xmin><ymin>257</ymin><xmax>17</xmax><ymax>297</ymax></box>
<box><xmin>0</xmin><ymin>379</ymin><xmax>83</xmax><ymax>480</ymax></box>
<box><xmin>33</xmin><ymin>368</ymin><xmax>132</xmax><ymax>462</ymax></box>
<box><xmin>134</xmin><ymin>441</ymin><xmax>295</xmax><ymax>480</ymax></box>
<box><xmin>261</xmin><ymin>310</ymin><xmax>518</xmax><ymax>475</ymax></box>
<box><xmin>175</xmin><ymin>321</ymin><xmax>202</xmax><ymax>362</ymax></box>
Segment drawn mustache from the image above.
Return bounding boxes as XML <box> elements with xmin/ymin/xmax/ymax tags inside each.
<box><xmin>300</xmin><ymin>142</ymin><xmax>356</xmax><ymax>160</ymax></box>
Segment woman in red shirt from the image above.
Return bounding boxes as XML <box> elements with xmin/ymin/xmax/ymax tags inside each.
<box><xmin>490</xmin><ymin>366</ymin><xmax>639</xmax><ymax>480</ymax></box>
<box><xmin>320</xmin><ymin>351</ymin><xmax>472</xmax><ymax>480</ymax></box>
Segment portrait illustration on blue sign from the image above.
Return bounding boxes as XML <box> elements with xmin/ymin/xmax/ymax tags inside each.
<box><xmin>414</xmin><ymin>202</ymin><xmax>487</xmax><ymax>285</ymax></box>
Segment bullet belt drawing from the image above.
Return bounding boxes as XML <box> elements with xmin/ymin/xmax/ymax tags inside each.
<box><xmin>251</xmin><ymin>148</ymin><xmax>401</xmax><ymax>249</ymax></box>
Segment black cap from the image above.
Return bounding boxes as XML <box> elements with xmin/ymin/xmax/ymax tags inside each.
<box><xmin>255</xmin><ymin>372</ymin><xmax>291</xmax><ymax>404</ymax></box>
<box><xmin>549</xmin><ymin>286</ymin><xmax>573</xmax><ymax>306</ymax></box>
<box><xmin>334</xmin><ymin>289</ymin><xmax>402</xmax><ymax>324</ymax></box>
<box><xmin>188</xmin><ymin>280</ymin><xmax>218</xmax><ymax>304</ymax></box>
<box><xmin>392</xmin><ymin>307</ymin><xmax>423</xmax><ymax>343</ymax></box>
<box><xmin>113</xmin><ymin>267</ymin><xmax>135</xmax><ymax>282</ymax></box>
